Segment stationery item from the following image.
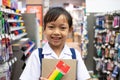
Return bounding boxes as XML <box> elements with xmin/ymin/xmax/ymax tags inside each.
<box><xmin>42</xmin><ymin>59</ymin><xmax>77</xmax><ymax>80</ymax></box>
<box><xmin>48</xmin><ymin>60</ymin><xmax>70</xmax><ymax>80</ymax></box>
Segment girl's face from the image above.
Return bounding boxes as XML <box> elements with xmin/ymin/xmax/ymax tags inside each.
<box><xmin>44</xmin><ymin>15</ymin><xmax>72</xmax><ymax>48</ymax></box>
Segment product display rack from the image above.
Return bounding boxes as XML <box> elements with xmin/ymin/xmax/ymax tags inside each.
<box><xmin>0</xmin><ymin>6</ymin><xmax>36</xmax><ymax>80</ymax></box>
<box><xmin>66</xmin><ymin>7</ymin><xmax>89</xmax><ymax>59</ymax></box>
<box><xmin>93</xmin><ymin>12</ymin><xmax>120</xmax><ymax>80</ymax></box>
<box><xmin>11</xmin><ymin>38</ymin><xmax>35</xmax><ymax>80</ymax></box>
<box><xmin>0</xmin><ymin>6</ymin><xmax>18</xmax><ymax>80</ymax></box>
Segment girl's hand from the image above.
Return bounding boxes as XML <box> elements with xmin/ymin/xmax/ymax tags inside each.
<box><xmin>40</xmin><ymin>77</ymin><xmax>48</xmax><ymax>80</ymax></box>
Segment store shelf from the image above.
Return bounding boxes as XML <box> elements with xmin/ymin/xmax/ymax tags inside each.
<box><xmin>10</xmin><ymin>26</ymin><xmax>25</xmax><ymax>31</ymax></box>
<box><xmin>0</xmin><ymin>57</ymin><xmax>17</xmax><ymax>75</ymax></box>
<box><xmin>7</xmin><ymin>19</ymin><xmax>24</xmax><ymax>23</ymax></box>
<box><xmin>24</xmin><ymin>43</ymin><xmax>35</xmax><ymax>56</ymax></box>
<box><xmin>0</xmin><ymin>8</ymin><xmax>21</xmax><ymax>16</ymax></box>
<box><xmin>20</xmin><ymin>38</ymin><xmax>30</xmax><ymax>42</ymax></box>
<box><xmin>0</xmin><ymin>63</ymin><xmax>9</xmax><ymax>77</ymax></box>
<box><xmin>0</xmin><ymin>6</ymin><xmax>36</xmax><ymax>80</ymax></box>
<box><xmin>12</xmin><ymin>33</ymin><xmax>27</xmax><ymax>40</ymax></box>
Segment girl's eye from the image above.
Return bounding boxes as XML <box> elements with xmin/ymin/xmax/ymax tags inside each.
<box><xmin>48</xmin><ymin>26</ymin><xmax>54</xmax><ymax>29</ymax></box>
<box><xmin>60</xmin><ymin>26</ymin><xmax>67</xmax><ymax>30</ymax></box>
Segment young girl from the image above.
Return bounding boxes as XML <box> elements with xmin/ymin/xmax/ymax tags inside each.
<box><xmin>19</xmin><ymin>7</ymin><xmax>90</xmax><ymax>80</ymax></box>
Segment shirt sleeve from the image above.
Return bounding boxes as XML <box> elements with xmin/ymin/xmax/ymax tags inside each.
<box><xmin>19</xmin><ymin>49</ymin><xmax>41</xmax><ymax>80</ymax></box>
<box><xmin>75</xmin><ymin>49</ymin><xmax>91</xmax><ymax>80</ymax></box>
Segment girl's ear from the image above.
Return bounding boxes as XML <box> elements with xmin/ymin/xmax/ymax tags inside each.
<box><xmin>43</xmin><ymin>26</ymin><xmax>45</xmax><ymax>31</ymax></box>
<box><xmin>42</xmin><ymin>26</ymin><xmax>46</xmax><ymax>33</ymax></box>
<box><xmin>69</xmin><ymin>27</ymin><xmax>73</xmax><ymax>33</ymax></box>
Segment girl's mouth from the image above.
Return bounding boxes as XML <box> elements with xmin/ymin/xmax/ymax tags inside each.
<box><xmin>51</xmin><ymin>37</ymin><xmax>61</xmax><ymax>41</ymax></box>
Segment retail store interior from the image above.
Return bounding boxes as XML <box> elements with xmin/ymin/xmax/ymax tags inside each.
<box><xmin>0</xmin><ymin>0</ymin><xmax>120</xmax><ymax>80</ymax></box>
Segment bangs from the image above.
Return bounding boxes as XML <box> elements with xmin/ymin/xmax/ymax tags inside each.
<box><xmin>45</xmin><ymin>11</ymin><xmax>60</xmax><ymax>23</ymax></box>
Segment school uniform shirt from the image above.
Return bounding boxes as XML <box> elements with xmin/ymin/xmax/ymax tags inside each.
<box><xmin>19</xmin><ymin>42</ymin><xmax>90</xmax><ymax>80</ymax></box>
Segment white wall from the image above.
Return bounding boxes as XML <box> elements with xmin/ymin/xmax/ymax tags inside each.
<box><xmin>86</xmin><ymin>0</ymin><xmax>120</xmax><ymax>13</ymax></box>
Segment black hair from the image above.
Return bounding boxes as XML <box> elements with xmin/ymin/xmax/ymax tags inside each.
<box><xmin>44</xmin><ymin>7</ymin><xmax>73</xmax><ymax>29</ymax></box>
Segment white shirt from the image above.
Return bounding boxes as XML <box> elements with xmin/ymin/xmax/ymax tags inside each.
<box><xmin>19</xmin><ymin>43</ymin><xmax>90</xmax><ymax>80</ymax></box>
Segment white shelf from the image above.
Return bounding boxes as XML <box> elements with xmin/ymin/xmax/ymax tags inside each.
<box><xmin>10</xmin><ymin>26</ymin><xmax>25</xmax><ymax>31</ymax></box>
<box><xmin>20</xmin><ymin>38</ymin><xmax>30</xmax><ymax>42</ymax></box>
<box><xmin>0</xmin><ymin>8</ymin><xmax>21</xmax><ymax>15</ymax></box>
<box><xmin>24</xmin><ymin>43</ymin><xmax>35</xmax><ymax>56</ymax></box>
<box><xmin>12</xmin><ymin>33</ymin><xmax>27</xmax><ymax>40</ymax></box>
<box><xmin>7</xmin><ymin>12</ymin><xmax>21</xmax><ymax>16</ymax></box>
<box><xmin>7</xmin><ymin>19</ymin><xmax>24</xmax><ymax>22</ymax></box>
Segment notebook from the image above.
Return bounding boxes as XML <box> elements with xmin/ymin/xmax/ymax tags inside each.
<box><xmin>41</xmin><ymin>59</ymin><xmax>77</xmax><ymax>80</ymax></box>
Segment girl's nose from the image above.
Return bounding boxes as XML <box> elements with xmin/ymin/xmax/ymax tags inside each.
<box><xmin>53</xmin><ymin>28</ymin><xmax>60</xmax><ymax>35</ymax></box>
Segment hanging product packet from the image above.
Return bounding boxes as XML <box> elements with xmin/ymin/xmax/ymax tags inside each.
<box><xmin>42</xmin><ymin>59</ymin><xmax>77</xmax><ymax>80</ymax></box>
<box><xmin>47</xmin><ymin>60</ymin><xmax>70</xmax><ymax>80</ymax></box>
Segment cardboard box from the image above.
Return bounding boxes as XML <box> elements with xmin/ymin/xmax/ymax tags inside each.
<box><xmin>42</xmin><ymin>59</ymin><xmax>77</xmax><ymax>80</ymax></box>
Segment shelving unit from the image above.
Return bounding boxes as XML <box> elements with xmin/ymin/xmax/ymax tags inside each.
<box><xmin>11</xmin><ymin>38</ymin><xmax>35</xmax><ymax>80</ymax></box>
<box><xmin>0</xmin><ymin>6</ymin><xmax>36</xmax><ymax>80</ymax></box>
<box><xmin>66</xmin><ymin>7</ymin><xmax>89</xmax><ymax>59</ymax></box>
<box><xmin>93</xmin><ymin>12</ymin><xmax>120</xmax><ymax>80</ymax></box>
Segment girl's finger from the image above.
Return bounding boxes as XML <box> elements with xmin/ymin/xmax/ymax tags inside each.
<box><xmin>40</xmin><ymin>77</ymin><xmax>48</xmax><ymax>80</ymax></box>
